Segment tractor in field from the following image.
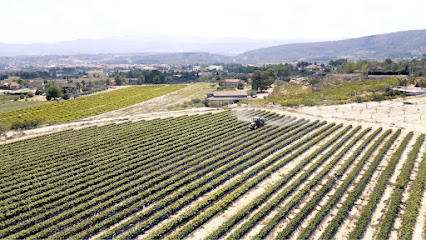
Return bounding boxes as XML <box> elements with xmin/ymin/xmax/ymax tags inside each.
<box><xmin>249</xmin><ymin>117</ymin><xmax>267</xmax><ymax>130</ymax></box>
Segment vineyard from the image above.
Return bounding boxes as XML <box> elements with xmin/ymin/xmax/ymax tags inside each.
<box><xmin>0</xmin><ymin>85</ymin><xmax>185</xmax><ymax>127</ymax></box>
<box><xmin>0</xmin><ymin>110</ymin><xmax>425</xmax><ymax>240</ymax></box>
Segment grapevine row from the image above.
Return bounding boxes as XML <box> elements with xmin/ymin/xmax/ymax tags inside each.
<box><xmin>376</xmin><ymin>134</ymin><xmax>425</xmax><ymax>239</ymax></box>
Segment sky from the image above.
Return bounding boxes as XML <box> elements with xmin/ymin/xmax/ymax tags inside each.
<box><xmin>0</xmin><ymin>0</ymin><xmax>425</xmax><ymax>43</ymax></box>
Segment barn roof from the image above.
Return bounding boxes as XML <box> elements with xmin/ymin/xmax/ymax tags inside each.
<box><xmin>212</xmin><ymin>91</ymin><xmax>247</xmax><ymax>97</ymax></box>
<box><xmin>206</xmin><ymin>91</ymin><xmax>250</xmax><ymax>101</ymax></box>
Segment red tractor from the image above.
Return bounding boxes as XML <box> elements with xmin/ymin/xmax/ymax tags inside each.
<box><xmin>250</xmin><ymin>117</ymin><xmax>267</xmax><ymax>130</ymax></box>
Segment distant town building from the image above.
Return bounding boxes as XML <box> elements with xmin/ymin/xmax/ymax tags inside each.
<box><xmin>305</xmin><ymin>65</ymin><xmax>321</xmax><ymax>71</ymax></box>
<box><xmin>206</xmin><ymin>65</ymin><xmax>223</xmax><ymax>71</ymax></box>
<box><xmin>315</xmin><ymin>70</ymin><xmax>327</xmax><ymax>76</ymax></box>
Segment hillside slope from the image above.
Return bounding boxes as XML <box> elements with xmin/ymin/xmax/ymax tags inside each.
<box><xmin>235</xmin><ymin>29</ymin><xmax>426</xmax><ymax>63</ymax></box>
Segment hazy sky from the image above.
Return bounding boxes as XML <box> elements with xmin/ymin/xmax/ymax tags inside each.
<box><xmin>0</xmin><ymin>0</ymin><xmax>425</xmax><ymax>43</ymax></box>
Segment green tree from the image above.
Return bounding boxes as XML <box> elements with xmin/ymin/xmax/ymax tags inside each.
<box><xmin>277</xmin><ymin>66</ymin><xmax>291</xmax><ymax>78</ymax></box>
<box><xmin>251</xmin><ymin>70</ymin><xmax>262</xmax><ymax>92</ymax></box>
<box><xmin>153</xmin><ymin>75</ymin><xmax>161</xmax><ymax>84</ymax></box>
<box><xmin>343</xmin><ymin>62</ymin><xmax>357</xmax><ymax>73</ymax></box>
<box><xmin>137</xmin><ymin>75</ymin><xmax>145</xmax><ymax>85</ymax></box>
<box><xmin>27</xmin><ymin>91</ymin><xmax>34</xmax><ymax>98</ymax></box>
<box><xmin>114</xmin><ymin>75</ymin><xmax>125</xmax><ymax>86</ymax></box>
<box><xmin>46</xmin><ymin>84</ymin><xmax>63</xmax><ymax>100</ymax></box>
<box><xmin>0</xmin><ymin>124</ymin><xmax>8</xmax><ymax>136</ymax></box>
<box><xmin>251</xmin><ymin>69</ymin><xmax>277</xmax><ymax>92</ymax></box>
<box><xmin>105</xmin><ymin>78</ymin><xmax>111</xmax><ymax>86</ymax></box>
<box><xmin>308</xmin><ymin>76</ymin><xmax>320</xmax><ymax>86</ymax></box>
<box><xmin>237</xmin><ymin>82</ymin><xmax>244</xmax><ymax>90</ymax></box>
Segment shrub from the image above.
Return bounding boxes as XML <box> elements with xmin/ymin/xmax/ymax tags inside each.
<box><xmin>46</xmin><ymin>84</ymin><xmax>63</xmax><ymax>100</ymax></box>
<box><xmin>13</xmin><ymin>97</ymin><xmax>18</xmax><ymax>101</ymax></box>
<box><xmin>19</xmin><ymin>94</ymin><xmax>25</xmax><ymax>99</ymax></box>
<box><xmin>355</xmin><ymin>96</ymin><xmax>364</xmax><ymax>103</ymax></box>
<box><xmin>191</xmin><ymin>99</ymin><xmax>201</xmax><ymax>104</ymax></box>
<box><xmin>207</xmin><ymin>101</ymin><xmax>224</xmax><ymax>107</ymax></box>
<box><xmin>62</xmin><ymin>93</ymin><xmax>73</xmax><ymax>100</ymax></box>
<box><xmin>10</xmin><ymin>119</ymin><xmax>43</xmax><ymax>130</ymax></box>
<box><xmin>0</xmin><ymin>124</ymin><xmax>8</xmax><ymax>136</ymax></box>
<box><xmin>416</xmin><ymin>79</ymin><xmax>426</xmax><ymax>88</ymax></box>
<box><xmin>27</xmin><ymin>91</ymin><xmax>34</xmax><ymax>98</ymax></box>
<box><xmin>201</xmin><ymin>99</ymin><xmax>210</xmax><ymax>107</ymax></box>
<box><xmin>372</xmin><ymin>93</ymin><xmax>384</xmax><ymax>101</ymax></box>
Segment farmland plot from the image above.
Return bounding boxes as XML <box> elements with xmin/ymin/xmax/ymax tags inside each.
<box><xmin>0</xmin><ymin>85</ymin><xmax>185</xmax><ymax>127</ymax></box>
<box><xmin>0</xmin><ymin>110</ymin><xmax>424</xmax><ymax>240</ymax></box>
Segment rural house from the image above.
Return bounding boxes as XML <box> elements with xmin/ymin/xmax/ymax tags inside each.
<box><xmin>206</xmin><ymin>90</ymin><xmax>250</xmax><ymax>103</ymax></box>
<box><xmin>9</xmin><ymin>82</ymin><xmax>20</xmax><ymax>89</ymax></box>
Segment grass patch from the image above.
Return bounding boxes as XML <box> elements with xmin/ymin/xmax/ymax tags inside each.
<box><xmin>0</xmin><ymin>101</ymin><xmax>46</xmax><ymax>114</ymax></box>
<box><xmin>267</xmin><ymin>77</ymin><xmax>401</xmax><ymax>107</ymax></box>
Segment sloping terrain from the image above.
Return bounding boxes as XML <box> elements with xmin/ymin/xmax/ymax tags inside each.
<box><xmin>235</xmin><ymin>29</ymin><xmax>426</xmax><ymax>63</ymax></box>
<box><xmin>1</xmin><ymin>110</ymin><xmax>424</xmax><ymax>240</ymax></box>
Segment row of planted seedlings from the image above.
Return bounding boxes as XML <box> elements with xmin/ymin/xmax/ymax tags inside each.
<box><xmin>225</xmin><ymin>126</ymin><xmax>370</xmax><ymax>238</ymax></box>
<box><xmin>58</xmin><ymin>115</ymin><xmax>308</xmax><ymax>239</ymax></box>
<box><xmin>298</xmin><ymin>128</ymin><xmax>393</xmax><ymax>240</ymax></box>
<box><xmin>1</xmin><ymin>111</ymin><xmax>241</xmax><ymax>188</ymax></box>
<box><xmin>1</xmin><ymin>113</ymin><xmax>238</xmax><ymax>235</ymax></box>
<box><xmin>0</xmin><ymin>110</ymin><xmax>260</xmax><ymax>236</ymax></box>
<box><xmin>0</xmin><ymin>92</ymin><xmax>205</xmax><ymax>164</ymax></box>
<box><xmin>49</xmin><ymin>113</ymin><xmax>304</xmax><ymax>239</ymax></box>
<box><xmin>236</xmin><ymin>126</ymin><xmax>373</xmax><ymax>240</ymax></box>
<box><xmin>209</xmin><ymin>125</ymin><xmax>366</xmax><ymax>240</ymax></box>
<box><xmin>0</xmin><ymin>111</ymin><xmax>222</xmax><ymax>182</ymax></box>
<box><xmin>3</xmin><ymin>110</ymin><xmax>282</xmax><ymax>238</ymax></box>
<box><xmin>277</xmin><ymin>129</ymin><xmax>398</xmax><ymax>240</ymax></box>
<box><xmin>375</xmin><ymin>134</ymin><xmax>425</xmax><ymax>240</ymax></box>
<box><xmin>127</xmin><ymin>122</ymin><xmax>337</xmax><ymax>240</ymax></box>
<box><xmin>347</xmin><ymin>132</ymin><xmax>413</xmax><ymax>239</ymax></box>
<box><xmin>284</xmin><ymin>126</ymin><xmax>383</xmax><ymax>239</ymax></box>
<box><xmin>0</xmin><ymin>85</ymin><xmax>185</xmax><ymax>126</ymax></box>
<box><xmin>0</xmin><ymin>109</ymin><xmax>255</xmax><ymax>168</ymax></box>
<box><xmin>0</xmin><ymin>112</ymin><xmax>243</xmax><ymax>197</ymax></box>
<box><xmin>186</xmin><ymin>124</ymin><xmax>353</xmax><ymax>239</ymax></box>
<box><xmin>151</xmin><ymin>122</ymin><xmax>343</xmax><ymax>240</ymax></box>
<box><xmin>398</xmin><ymin>143</ymin><xmax>426</xmax><ymax>240</ymax></box>
<box><xmin>0</xmin><ymin>114</ymin><xmax>198</xmax><ymax>184</ymax></box>
<box><xmin>0</xmin><ymin>111</ymin><xmax>234</xmax><ymax>215</ymax></box>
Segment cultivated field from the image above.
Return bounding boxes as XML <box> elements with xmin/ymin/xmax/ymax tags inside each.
<box><xmin>0</xmin><ymin>110</ymin><xmax>424</xmax><ymax>240</ymax></box>
<box><xmin>87</xmin><ymin>82</ymin><xmax>217</xmax><ymax>120</ymax></box>
<box><xmin>0</xmin><ymin>85</ymin><xmax>185</xmax><ymax>127</ymax></box>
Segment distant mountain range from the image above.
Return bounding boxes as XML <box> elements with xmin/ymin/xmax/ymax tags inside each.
<box><xmin>235</xmin><ymin>29</ymin><xmax>426</xmax><ymax>63</ymax></box>
<box><xmin>0</xmin><ymin>35</ymin><xmax>322</xmax><ymax>57</ymax></box>
<box><xmin>0</xmin><ymin>30</ymin><xmax>424</xmax><ymax>65</ymax></box>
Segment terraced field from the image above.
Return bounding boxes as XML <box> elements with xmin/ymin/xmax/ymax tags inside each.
<box><xmin>0</xmin><ymin>110</ymin><xmax>425</xmax><ymax>240</ymax></box>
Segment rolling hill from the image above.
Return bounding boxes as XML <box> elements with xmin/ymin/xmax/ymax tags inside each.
<box><xmin>0</xmin><ymin>30</ymin><xmax>424</xmax><ymax>65</ymax></box>
<box><xmin>235</xmin><ymin>29</ymin><xmax>426</xmax><ymax>63</ymax></box>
